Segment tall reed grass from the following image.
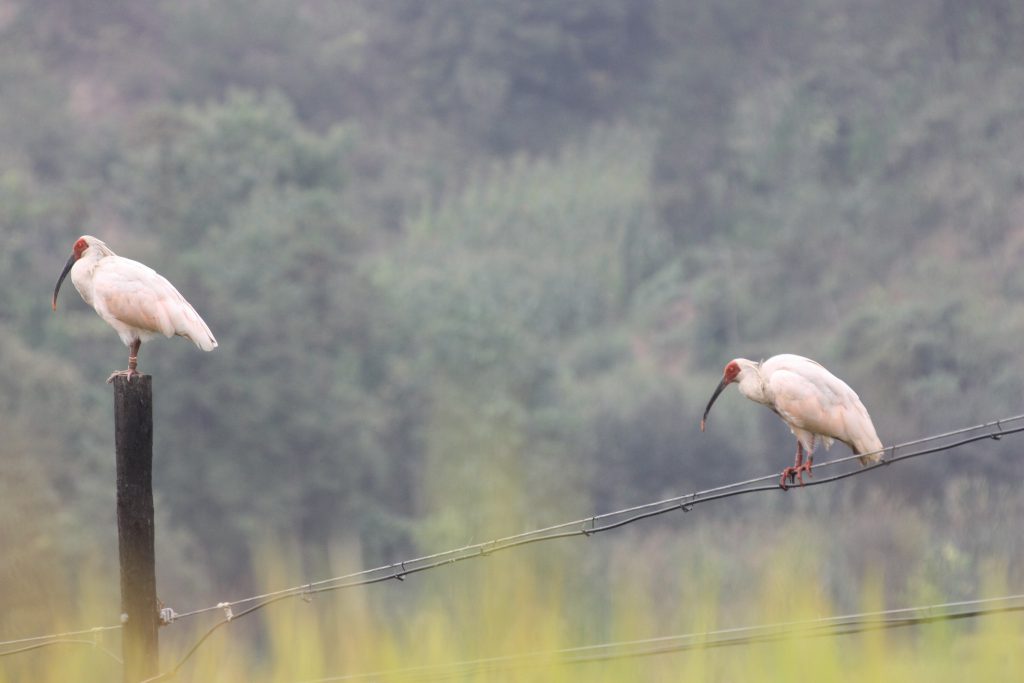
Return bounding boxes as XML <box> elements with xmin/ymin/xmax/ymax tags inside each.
<box><xmin>2</xmin><ymin>544</ymin><xmax>1019</xmax><ymax>683</ymax></box>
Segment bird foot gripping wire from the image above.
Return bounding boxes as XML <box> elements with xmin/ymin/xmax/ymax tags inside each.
<box><xmin>778</xmin><ymin>462</ymin><xmax>813</xmax><ymax>490</ymax></box>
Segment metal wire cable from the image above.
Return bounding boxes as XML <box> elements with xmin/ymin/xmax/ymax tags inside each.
<box><xmin>298</xmin><ymin>593</ymin><xmax>1024</xmax><ymax>682</ymax></box>
<box><xmin>3</xmin><ymin>414</ymin><xmax>1021</xmax><ymax>674</ymax></box>
<box><xmin>173</xmin><ymin>413</ymin><xmax>1024</xmax><ymax>620</ymax></box>
<box><xmin>141</xmin><ymin>414</ymin><xmax>1024</xmax><ymax>682</ymax></box>
<box><xmin>0</xmin><ymin>623</ymin><xmax>121</xmax><ymax>648</ymax></box>
<box><xmin>0</xmin><ymin>624</ymin><xmax>121</xmax><ymax>656</ymax></box>
<box><xmin>0</xmin><ymin>633</ymin><xmax>123</xmax><ymax>664</ymax></box>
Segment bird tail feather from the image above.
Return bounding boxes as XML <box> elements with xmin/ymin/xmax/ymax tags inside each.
<box><xmin>169</xmin><ymin>301</ymin><xmax>217</xmax><ymax>351</ymax></box>
<box><xmin>853</xmin><ymin>434</ymin><xmax>884</xmax><ymax>466</ymax></box>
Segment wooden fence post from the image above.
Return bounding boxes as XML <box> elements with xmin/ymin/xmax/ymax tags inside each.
<box><xmin>113</xmin><ymin>375</ymin><xmax>159</xmax><ymax>682</ymax></box>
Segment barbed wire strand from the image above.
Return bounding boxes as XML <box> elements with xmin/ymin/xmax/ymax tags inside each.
<box><xmin>175</xmin><ymin>413</ymin><xmax>1024</xmax><ymax>619</ymax></box>
<box><xmin>0</xmin><ymin>637</ymin><xmax>123</xmax><ymax>664</ymax></box>
<box><xmin>0</xmin><ymin>624</ymin><xmax>121</xmax><ymax>653</ymax></box>
<box><xmin>139</xmin><ymin>414</ymin><xmax>1024</xmax><ymax>682</ymax></box>
<box><xmin>298</xmin><ymin>593</ymin><xmax>1024</xmax><ymax>682</ymax></box>
<box><xmin>3</xmin><ymin>415</ymin><xmax>1021</xmax><ymax>672</ymax></box>
<box><xmin>410</xmin><ymin>604</ymin><xmax>1024</xmax><ymax>682</ymax></box>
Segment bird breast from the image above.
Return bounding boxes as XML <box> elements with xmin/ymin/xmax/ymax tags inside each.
<box><xmin>69</xmin><ymin>256</ymin><xmax>99</xmax><ymax>307</ymax></box>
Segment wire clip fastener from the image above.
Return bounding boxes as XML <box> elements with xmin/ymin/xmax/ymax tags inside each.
<box><xmin>217</xmin><ymin>602</ymin><xmax>234</xmax><ymax>622</ymax></box>
<box><xmin>159</xmin><ymin>607</ymin><xmax>178</xmax><ymax>626</ymax></box>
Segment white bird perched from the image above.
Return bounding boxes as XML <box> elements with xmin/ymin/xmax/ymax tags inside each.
<box><xmin>700</xmin><ymin>354</ymin><xmax>883</xmax><ymax>489</ymax></box>
<box><xmin>52</xmin><ymin>235</ymin><xmax>217</xmax><ymax>383</ymax></box>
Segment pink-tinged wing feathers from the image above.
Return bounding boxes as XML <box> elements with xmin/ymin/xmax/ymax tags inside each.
<box><xmin>766</xmin><ymin>360</ymin><xmax>882</xmax><ymax>461</ymax></box>
<box><xmin>92</xmin><ymin>258</ymin><xmax>218</xmax><ymax>351</ymax></box>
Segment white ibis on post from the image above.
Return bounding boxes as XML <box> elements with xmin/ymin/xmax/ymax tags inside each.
<box><xmin>52</xmin><ymin>235</ymin><xmax>217</xmax><ymax>382</ymax></box>
<box><xmin>700</xmin><ymin>354</ymin><xmax>883</xmax><ymax>489</ymax></box>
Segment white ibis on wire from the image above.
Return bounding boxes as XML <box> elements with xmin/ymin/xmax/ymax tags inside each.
<box><xmin>700</xmin><ymin>354</ymin><xmax>883</xmax><ymax>489</ymax></box>
<box><xmin>52</xmin><ymin>235</ymin><xmax>217</xmax><ymax>383</ymax></box>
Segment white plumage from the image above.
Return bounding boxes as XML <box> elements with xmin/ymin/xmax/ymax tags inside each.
<box><xmin>701</xmin><ymin>354</ymin><xmax>883</xmax><ymax>488</ymax></box>
<box><xmin>53</xmin><ymin>235</ymin><xmax>217</xmax><ymax>381</ymax></box>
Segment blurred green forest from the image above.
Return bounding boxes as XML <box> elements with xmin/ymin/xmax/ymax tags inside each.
<box><xmin>2</xmin><ymin>0</ymin><xmax>1024</xmax><ymax>654</ymax></box>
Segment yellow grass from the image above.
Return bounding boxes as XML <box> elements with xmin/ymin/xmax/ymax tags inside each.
<box><xmin>2</xmin><ymin>545</ymin><xmax>1020</xmax><ymax>683</ymax></box>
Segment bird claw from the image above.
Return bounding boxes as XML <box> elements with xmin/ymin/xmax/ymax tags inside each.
<box><xmin>106</xmin><ymin>368</ymin><xmax>141</xmax><ymax>384</ymax></box>
<box><xmin>778</xmin><ymin>462</ymin><xmax>814</xmax><ymax>490</ymax></box>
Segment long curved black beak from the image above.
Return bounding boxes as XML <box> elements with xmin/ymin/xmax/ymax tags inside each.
<box><xmin>700</xmin><ymin>378</ymin><xmax>730</xmax><ymax>432</ymax></box>
<box><xmin>52</xmin><ymin>253</ymin><xmax>75</xmax><ymax>311</ymax></box>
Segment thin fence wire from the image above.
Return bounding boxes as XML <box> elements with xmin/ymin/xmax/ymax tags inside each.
<box><xmin>296</xmin><ymin>593</ymin><xmax>1024</xmax><ymax>682</ymax></box>
<box><xmin>174</xmin><ymin>413</ymin><xmax>1024</xmax><ymax>620</ymax></box>
<box><xmin>3</xmin><ymin>414</ymin><xmax>1022</xmax><ymax>674</ymax></box>
<box><xmin>0</xmin><ymin>628</ymin><xmax>123</xmax><ymax>664</ymax></box>
<box><xmin>139</xmin><ymin>413</ymin><xmax>1024</xmax><ymax>682</ymax></box>
<box><xmin>0</xmin><ymin>623</ymin><xmax>121</xmax><ymax>649</ymax></box>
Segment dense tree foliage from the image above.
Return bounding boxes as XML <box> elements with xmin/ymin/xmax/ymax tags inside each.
<box><xmin>2</xmin><ymin>0</ymin><xmax>1023</xmax><ymax>641</ymax></box>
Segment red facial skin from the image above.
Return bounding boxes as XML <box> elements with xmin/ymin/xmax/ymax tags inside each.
<box><xmin>722</xmin><ymin>360</ymin><xmax>741</xmax><ymax>384</ymax></box>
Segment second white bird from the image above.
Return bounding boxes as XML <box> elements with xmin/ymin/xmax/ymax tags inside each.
<box><xmin>700</xmin><ymin>354</ymin><xmax>883</xmax><ymax>489</ymax></box>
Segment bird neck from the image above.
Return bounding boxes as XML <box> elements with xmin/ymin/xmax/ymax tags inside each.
<box><xmin>70</xmin><ymin>248</ymin><xmax>109</xmax><ymax>294</ymax></box>
<box><xmin>736</xmin><ymin>362</ymin><xmax>771</xmax><ymax>405</ymax></box>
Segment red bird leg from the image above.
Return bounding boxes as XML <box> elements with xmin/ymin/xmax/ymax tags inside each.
<box><xmin>790</xmin><ymin>439</ymin><xmax>816</xmax><ymax>486</ymax></box>
<box><xmin>779</xmin><ymin>443</ymin><xmax>804</xmax><ymax>490</ymax></box>
<box><xmin>107</xmin><ymin>339</ymin><xmax>142</xmax><ymax>384</ymax></box>
<box><xmin>797</xmin><ymin>452</ymin><xmax>814</xmax><ymax>481</ymax></box>
<box><xmin>794</xmin><ymin>436</ymin><xmax>816</xmax><ymax>484</ymax></box>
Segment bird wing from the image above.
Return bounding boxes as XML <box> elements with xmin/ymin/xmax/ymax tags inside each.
<box><xmin>767</xmin><ymin>367</ymin><xmax>854</xmax><ymax>442</ymax></box>
<box><xmin>92</xmin><ymin>258</ymin><xmax>218</xmax><ymax>351</ymax></box>
<box><xmin>761</xmin><ymin>354</ymin><xmax>824</xmax><ymax>374</ymax></box>
<box><xmin>767</xmin><ymin>363</ymin><xmax>882</xmax><ymax>457</ymax></box>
